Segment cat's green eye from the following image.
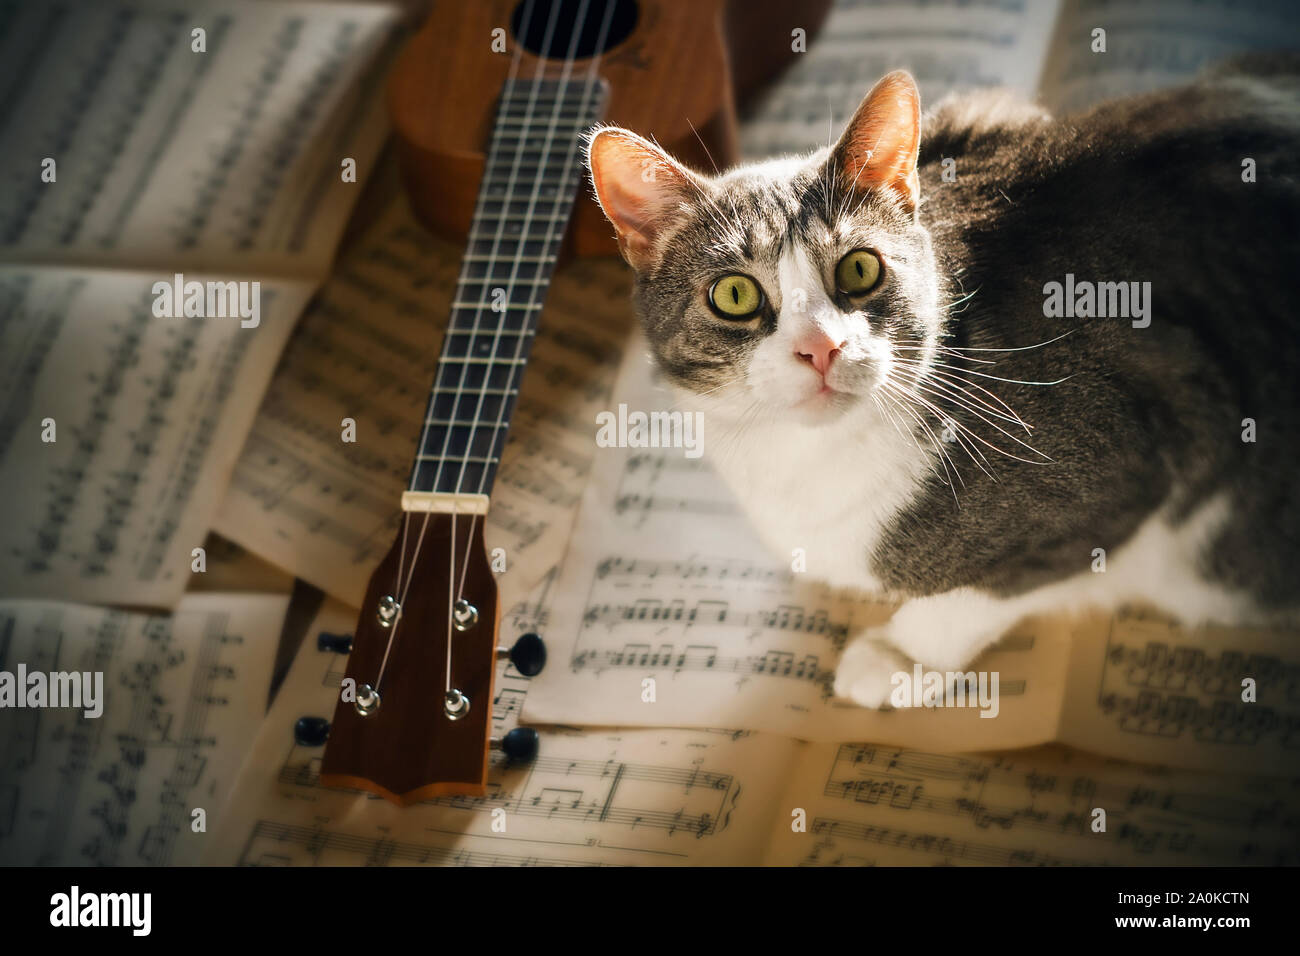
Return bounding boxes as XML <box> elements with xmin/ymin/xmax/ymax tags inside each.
<box><xmin>709</xmin><ymin>274</ymin><xmax>764</xmax><ymax>319</ymax></box>
<box><xmin>836</xmin><ymin>249</ymin><xmax>882</xmax><ymax>295</ymax></box>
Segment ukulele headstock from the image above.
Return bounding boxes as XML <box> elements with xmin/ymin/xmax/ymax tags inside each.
<box><xmin>319</xmin><ymin>508</ymin><xmax>500</xmax><ymax>805</ymax></box>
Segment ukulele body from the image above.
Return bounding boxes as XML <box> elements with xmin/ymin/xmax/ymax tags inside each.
<box><xmin>389</xmin><ymin>0</ymin><xmax>832</xmax><ymax>257</ymax></box>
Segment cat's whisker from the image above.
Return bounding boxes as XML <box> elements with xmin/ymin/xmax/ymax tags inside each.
<box><xmin>909</xmin><ymin>377</ymin><xmax>1030</xmax><ymax>432</ymax></box>
<box><xmin>909</xmin><ymin>364</ymin><xmax>1032</xmax><ymax>428</ymax></box>
<box><xmin>907</xmin><ymin>329</ymin><xmax>1077</xmax><ymax>354</ymax></box>
<box><xmin>925</xmin><ymin>372</ymin><xmax>1033</xmax><ymax>432</ymax></box>
<box><xmin>927</xmin><ymin>361</ymin><xmax>1073</xmax><ymax>388</ymax></box>
<box><xmin>889</xmin><ymin>350</ymin><xmax>1030</xmax><ymax>419</ymax></box>
<box><xmin>873</xmin><ymin>391</ymin><xmax>930</xmax><ymax>466</ymax></box>
<box><xmin>894</xmin><ymin>373</ymin><xmax>1052</xmax><ymax>462</ymax></box>
<box><xmin>714</xmin><ymin>398</ymin><xmax>771</xmax><ymax>465</ymax></box>
<box><xmin>891</xmin><ymin>358</ymin><xmax>1033</xmax><ymax>431</ymax></box>
<box><xmin>883</xmin><ymin>380</ymin><xmax>995</xmax><ymax>484</ymax></box>
<box><xmin>885</xmin><ymin>366</ymin><xmax>1051</xmax><ymax>461</ymax></box>
<box><xmin>944</xmin><ymin>286</ymin><xmax>981</xmax><ymax>313</ymax></box>
<box><xmin>668</xmin><ymin>376</ymin><xmax>742</xmax><ymax>411</ymax></box>
<box><xmin>891</xmin><ymin>340</ymin><xmax>999</xmax><ymax>365</ymax></box>
<box><xmin>870</xmin><ymin>392</ymin><xmax>913</xmax><ymax>451</ymax></box>
<box><xmin>880</xmin><ymin>383</ymin><xmax>965</xmax><ymax>496</ymax></box>
<box><xmin>685</xmin><ymin>117</ymin><xmax>721</xmax><ymax>176</ymax></box>
<box><xmin>897</xmin><ymin>384</ymin><xmax>1054</xmax><ymax>466</ymax></box>
<box><xmin>948</xmin><ymin>424</ymin><xmax>998</xmax><ymax>482</ymax></box>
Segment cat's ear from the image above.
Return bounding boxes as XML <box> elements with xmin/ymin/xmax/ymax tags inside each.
<box><xmin>587</xmin><ymin>127</ymin><xmax>704</xmax><ymax>271</ymax></box>
<box><xmin>831</xmin><ymin>70</ymin><xmax>922</xmax><ymax>215</ymax></box>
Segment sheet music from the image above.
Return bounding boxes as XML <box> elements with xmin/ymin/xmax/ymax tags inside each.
<box><xmin>0</xmin><ymin>593</ymin><xmax>286</xmax><ymax>866</ymax></box>
<box><xmin>205</xmin><ymin>587</ymin><xmax>800</xmax><ymax>866</ymax></box>
<box><xmin>214</xmin><ymin>198</ymin><xmax>634</xmax><ymax>607</ymax></box>
<box><xmin>1037</xmin><ymin>0</ymin><xmax>1300</xmax><ymax>113</ymax></box>
<box><xmin>740</xmin><ymin>0</ymin><xmax>1061</xmax><ymax>159</ymax></box>
<box><xmin>202</xmin><ymin>590</ymin><xmax>1297</xmax><ymax>866</ymax></box>
<box><xmin>762</xmin><ymin>742</ymin><xmax>1300</xmax><ymax>865</ymax></box>
<box><xmin>0</xmin><ymin>266</ymin><xmax>314</xmax><ymax>606</ymax></box>
<box><xmin>0</xmin><ymin>0</ymin><xmax>402</xmax><ymax>607</ymax></box>
<box><xmin>0</xmin><ymin>0</ymin><xmax>402</xmax><ymax>277</ymax></box>
<box><xmin>1060</xmin><ymin>611</ymin><xmax>1300</xmax><ymax>774</ymax></box>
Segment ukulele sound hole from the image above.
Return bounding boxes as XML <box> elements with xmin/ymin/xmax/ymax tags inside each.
<box><xmin>510</xmin><ymin>0</ymin><xmax>638</xmax><ymax>59</ymax></box>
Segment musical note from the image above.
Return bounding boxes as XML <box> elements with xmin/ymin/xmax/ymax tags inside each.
<box><xmin>0</xmin><ymin>1</ymin><xmax>401</xmax><ymax>272</ymax></box>
<box><xmin>766</xmin><ymin>742</ymin><xmax>1300</xmax><ymax>865</ymax></box>
<box><xmin>0</xmin><ymin>594</ymin><xmax>286</xmax><ymax>865</ymax></box>
<box><xmin>0</xmin><ymin>1</ymin><xmax>402</xmax><ymax>607</ymax></box>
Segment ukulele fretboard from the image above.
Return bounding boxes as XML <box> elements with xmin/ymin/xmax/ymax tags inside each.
<box><xmin>408</xmin><ymin>76</ymin><xmax>608</xmax><ymax>499</ymax></box>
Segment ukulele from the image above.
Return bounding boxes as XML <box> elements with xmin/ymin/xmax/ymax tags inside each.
<box><xmin>296</xmin><ymin>0</ymin><xmax>830</xmax><ymax>807</ymax></box>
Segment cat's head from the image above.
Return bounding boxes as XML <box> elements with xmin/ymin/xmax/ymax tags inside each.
<box><xmin>587</xmin><ymin>71</ymin><xmax>942</xmax><ymax>427</ymax></box>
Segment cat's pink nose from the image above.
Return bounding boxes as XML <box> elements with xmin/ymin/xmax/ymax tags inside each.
<box><xmin>795</xmin><ymin>334</ymin><xmax>845</xmax><ymax>376</ymax></box>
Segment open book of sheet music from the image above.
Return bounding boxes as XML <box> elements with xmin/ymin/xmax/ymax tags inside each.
<box><xmin>519</xmin><ymin>0</ymin><xmax>1300</xmax><ymax>778</ymax></box>
<box><xmin>0</xmin><ymin>0</ymin><xmax>402</xmax><ymax>608</ymax></box>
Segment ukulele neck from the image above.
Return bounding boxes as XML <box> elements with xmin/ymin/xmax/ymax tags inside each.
<box><xmin>404</xmin><ymin>76</ymin><xmax>609</xmax><ymax>516</ymax></box>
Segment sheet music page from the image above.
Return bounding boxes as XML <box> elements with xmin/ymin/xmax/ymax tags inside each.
<box><xmin>0</xmin><ymin>593</ymin><xmax>287</xmax><ymax>866</ymax></box>
<box><xmin>1036</xmin><ymin>0</ymin><xmax>1300</xmax><ymax>113</ymax></box>
<box><xmin>1058</xmin><ymin>610</ymin><xmax>1300</xmax><ymax>774</ymax></box>
<box><xmin>520</xmin><ymin>334</ymin><xmax>1073</xmax><ymax>747</ymax></box>
<box><xmin>740</xmin><ymin>0</ymin><xmax>1061</xmax><ymax>159</ymax></box>
<box><xmin>0</xmin><ymin>0</ymin><xmax>403</xmax><ymax>608</ymax></box>
<box><xmin>0</xmin><ymin>0</ymin><xmax>402</xmax><ymax>277</ymax></box>
<box><xmin>761</xmin><ymin>741</ymin><xmax>1300</xmax><ymax>865</ymax></box>
<box><xmin>205</xmin><ymin>587</ymin><xmax>801</xmax><ymax>866</ymax></box>
<box><xmin>0</xmin><ymin>266</ymin><xmax>314</xmax><ymax>606</ymax></box>
<box><xmin>213</xmin><ymin>198</ymin><xmax>634</xmax><ymax>607</ymax></box>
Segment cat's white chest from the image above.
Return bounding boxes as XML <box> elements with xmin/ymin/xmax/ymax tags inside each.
<box><xmin>703</xmin><ymin>403</ymin><xmax>934</xmax><ymax>593</ymax></box>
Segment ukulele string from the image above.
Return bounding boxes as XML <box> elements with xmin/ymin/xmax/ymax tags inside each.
<box><xmin>445</xmin><ymin>0</ymin><xmax>615</xmax><ymax>699</ymax></box>
<box><xmin>424</xmin><ymin>0</ymin><xmax>560</xmax><ymax>498</ymax></box>
<box><xmin>371</xmin><ymin>0</ymin><xmax>545</xmax><ymax>695</ymax></box>
<box><xmin>439</xmin><ymin>0</ymin><xmax>580</xmax><ymax>699</ymax></box>
<box><xmin>446</xmin><ymin>510</ymin><xmax>455</xmax><ymax>694</ymax></box>
<box><xmin>451</xmin><ymin>0</ymin><xmax>618</xmax><ymax>623</ymax></box>
<box><xmin>374</xmin><ymin>509</ymin><xmax>430</xmax><ymax>693</ymax></box>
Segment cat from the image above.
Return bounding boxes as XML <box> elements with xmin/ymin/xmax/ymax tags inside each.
<box><xmin>585</xmin><ymin>56</ymin><xmax>1300</xmax><ymax>707</ymax></box>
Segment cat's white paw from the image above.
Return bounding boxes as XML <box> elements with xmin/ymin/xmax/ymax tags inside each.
<box><xmin>879</xmin><ymin>590</ymin><xmax>1013</xmax><ymax>672</ymax></box>
<box><xmin>833</xmin><ymin>636</ymin><xmax>909</xmax><ymax>709</ymax></box>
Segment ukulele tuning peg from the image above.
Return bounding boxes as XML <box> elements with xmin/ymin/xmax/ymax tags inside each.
<box><xmin>317</xmin><ymin>631</ymin><xmax>353</xmax><ymax>654</ymax></box>
<box><xmin>492</xmin><ymin>727</ymin><xmax>539</xmax><ymax>763</ymax></box>
<box><xmin>497</xmin><ymin>631</ymin><xmax>546</xmax><ymax>677</ymax></box>
<box><xmin>294</xmin><ymin>716</ymin><xmax>331</xmax><ymax>747</ymax></box>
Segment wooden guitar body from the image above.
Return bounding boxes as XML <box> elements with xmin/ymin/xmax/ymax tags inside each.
<box><xmin>389</xmin><ymin>0</ymin><xmax>832</xmax><ymax>256</ymax></box>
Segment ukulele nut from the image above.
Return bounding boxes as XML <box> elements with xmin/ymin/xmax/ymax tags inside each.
<box><xmin>355</xmin><ymin>683</ymin><xmax>382</xmax><ymax>716</ymax></box>
<box><xmin>444</xmin><ymin>688</ymin><xmax>470</xmax><ymax>720</ymax></box>
<box><xmin>376</xmin><ymin>595</ymin><xmax>401</xmax><ymax>628</ymax></box>
<box><xmin>452</xmin><ymin>598</ymin><xmax>479</xmax><ymax>632</ymax></box>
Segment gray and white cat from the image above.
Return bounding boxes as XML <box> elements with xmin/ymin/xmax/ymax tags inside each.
<box><xmin>586</xmin><ymin>58</ymin><xmax>1300</xmax><ymax>707</ymax></box>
